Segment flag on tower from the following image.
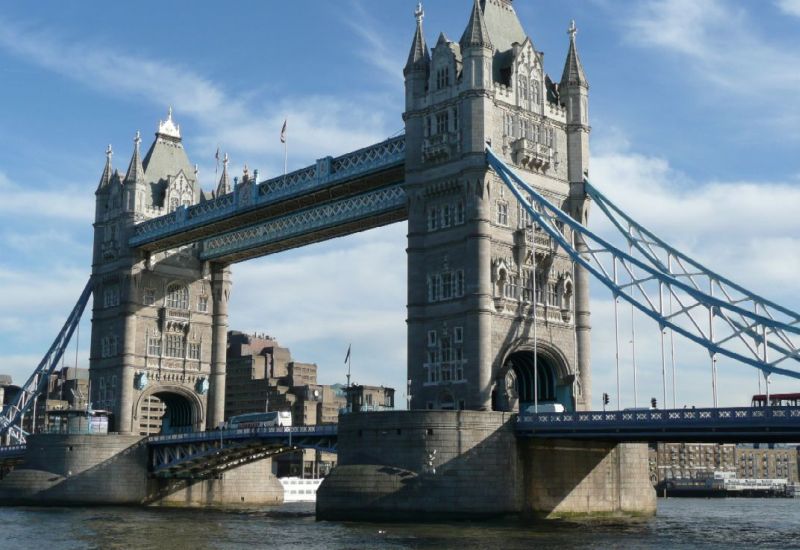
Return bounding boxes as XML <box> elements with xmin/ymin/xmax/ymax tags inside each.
<box><xmin>280</xmin><ymin>119</ymin><xmax>287</xmax><ymax>144</ymax></box>
<box><xmin>344</xmin><ymin>344</ymin><xmax>351</xmax><ymax>364</ymax></box>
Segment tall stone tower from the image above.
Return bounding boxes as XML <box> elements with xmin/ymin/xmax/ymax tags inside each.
<box><xmin>404</xmin><ymin>0</ymin><xmax>591</xmax><ymax>412</ymax></box>
<box><xmin>91</xmin><ymin>111</ymin><xmax>230</xmax><ymax>434</ymax></box>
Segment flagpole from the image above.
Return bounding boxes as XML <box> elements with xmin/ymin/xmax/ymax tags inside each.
<box><xmin>283</xmin><ymin>118</ymin><xmax>288</xmax><ymax>180</ymax></box>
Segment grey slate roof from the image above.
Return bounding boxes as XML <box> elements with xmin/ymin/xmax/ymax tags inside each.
<box><xmin>480</xmin><ymin>0</ymin><xmax>526</xmax><ymax>53</ymax></box>
<box><xmin>96</xmin><ymin>148</ymin><xmax>113</xmax><ymax>194</ymax></box>
<box><xmin>142</xmin><ymin>132</ymin><xmax>197</xmax><ymax>206</ymax></box>
<box><xmin>405</xmin><ymin>14</ymin><xmax>430</xmax><ymax>73</ymax></box>
<box><xmin>124</xmin><ymin>134</ymin><xmax>145</xmax><ymax>185</ymax></box>
<box><xmin>461</xmin><ymin>0</ymin><xmax>492</xmax><ymax>50</ymax></box>
<box><xmin>561</xmin><ymin>31</ymin><xmax>588</xmax><ymax>87</ymax></box>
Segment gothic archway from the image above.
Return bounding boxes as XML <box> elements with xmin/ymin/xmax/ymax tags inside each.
<box><xmin>495</xmin><ymin>345</ymin><xmax>574</xmax><ymax>413</ymax></box>
<box><xmin>134</xmin><ymin>385</ymin><xmax>203</xmax><ymax>436</ymax></box>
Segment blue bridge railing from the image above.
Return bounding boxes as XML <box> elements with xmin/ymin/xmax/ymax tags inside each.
<box><xmin>147</xmin><ymin>424</ymin><xmax>337</xmax><ymax>445</ymax></box>
<box><xmin>516</xmin><ymin>406</ymin><xmax>800</xmax><ymax>442</ymax></box>
<box><xmin>129</xmin><ymin>136</ymin><xmax>405</xmax><ymax>248</ymax></box>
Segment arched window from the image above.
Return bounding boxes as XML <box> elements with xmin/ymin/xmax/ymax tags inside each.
<box><xmin>166</xmin><ymin>284</ymin><xmax>189</xmax><ymax>310</ymax></box>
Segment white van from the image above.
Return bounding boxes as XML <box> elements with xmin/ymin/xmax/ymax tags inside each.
<box><xmin>524</xmin><ymin>403</ymin><xmax>565</xmax><ymax>413</ymax></box>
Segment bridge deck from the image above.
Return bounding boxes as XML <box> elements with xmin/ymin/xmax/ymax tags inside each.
<box><xmin>516</xmin><ymin>406</ymin><xmax>800</xmax><ymax>443</ymax></box>
<box><xmin>129</xmin><ymin>136</ymin><xmax>406</xmax><ymax>257</ymax></box>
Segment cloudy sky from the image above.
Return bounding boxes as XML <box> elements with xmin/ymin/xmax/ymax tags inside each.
<box><xmin>0</xmin><ymin>0</ymin><xmax>797</xmax><ymax>410</ymax></box>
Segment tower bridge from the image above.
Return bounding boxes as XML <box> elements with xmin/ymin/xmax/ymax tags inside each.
<box><xmin>1</xmin><ymin>0</ymin><xmax>798</xmax><ymax>518</ymax></box>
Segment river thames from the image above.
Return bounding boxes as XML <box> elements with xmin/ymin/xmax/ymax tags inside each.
<box><xmin>1</xmin><ymin>498</ymin><xmax>798</xmax><ymax>549</ymax></box>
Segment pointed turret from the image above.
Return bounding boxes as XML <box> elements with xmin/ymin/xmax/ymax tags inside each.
<box><xmin>96</xmin><ymin>145</ymin><xmax>113</xmax><ymax>193</ymax></box>
<box><xmin>124</xmin><ymin>131</ymin><xmax>145</xmax><ymax>185</ymax></box>
<box><xmin>561</xmin><ymin>20</ymin><xmax>588</xmax><ymax>88</ymax></box>
<box><xmin>404</xmin><ymin>3</ymin><xmax>430</xmax><ymax>75</ymax></box>
<box><xmin>216</xmin><ymin>153</ymin><xmax>231</xmax><ymax>195</ymax></box>
<box><xmin>460</xmin><ymin>0</ymin><xmax>492</xmax><ymax>50</ymax></box>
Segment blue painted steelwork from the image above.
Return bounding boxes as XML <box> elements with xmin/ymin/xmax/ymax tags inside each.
<box><xmin>129</xmin><ymin>136</ymin><xmax>406</xmax><ymax>248</ymax></box>
<box><xmin>148</xmin><ymin>425</ymin><xmax>337</xmax><ymax>478</ymax></box>
<box><xmin>516</xmin><ymin>406</ymin><xmax>800</xmax><ymax>443</ymax></box>
<box><xmin>200</xmin><ymin>184</ymin><xmax>406</xmax><ymax>261</ymax></box>
<box><xmin>0</xmin><ymin>280</ymin><xmax>93</xmax><ymax>445</ymax></box>
<box><xmin>486</xmin><ymin>148</ymin><xmax>800</xmax><ymax>380</ymax></box>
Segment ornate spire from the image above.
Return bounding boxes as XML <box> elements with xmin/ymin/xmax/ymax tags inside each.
<box><xmin>157</xmin><ymin>106</ymin><xmax>181</xmax><ymax>139</ymax></box>
<box><xmin>242</xmin><ymin>163</ymin><xmax>250</xmax><ymax>183</ymax></box>
<box><xmin>460</xmin><ymin>0</ymin><xmax>492</xmax><ymax>50</ymax></box>
<box><xmin>96</xmin><ymin>144</ymin><xmax>113</xmax><ymax>192</ymax></box>
<box><xmin>404</xmin><ymin>3</ymin><xmax>430</xmax><ymax>74</ymax></box>
<box><xmin>124</xmin><ymin>131</ymin><xmax>145</xmax><ymax>185</ymax></box>
<box><xmin>216</xmin><ymin>153</ymin><xmax>231</xmax><ymax>195</ymax></box>
<box><xmin>561</xmin><ymin>20</ymin><xmax>588</xmax><ymax>87</ymax></box>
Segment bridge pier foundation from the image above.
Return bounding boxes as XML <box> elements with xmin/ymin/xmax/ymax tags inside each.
<box><xmin>0</xmin><ymin>434</ymin><xmax>283</xmax><ymax>507</ymax></box>
<box><xmin>317</xmin><ymin>411</ymin><xmax>655</xmax><ymax>521</ymax></box>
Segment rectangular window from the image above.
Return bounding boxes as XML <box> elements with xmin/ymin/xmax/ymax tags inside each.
<box><xmin>104</xmin><ymin>286</ymin><xmax>120</xmax><ymax>308</ymax></box>
<box><xmin>148</xmin><ymin>336</ymin><xmax>161</xmax><ymax>356</ymax></box>
<box><xmin>452</xmin><ymin>106</ymin><xmax>459</xmax><ymax>131</ymax></box>
<box><xmin>522</xmin><ymin>270</ymin><xmax>533</xmax><ymax>303</ymax></box>
<box><xmin>427</xmin><ymin>330</ymin><xmax>437</xmax><ymax>347</ymax></box>
<box><xmin>441</xmin><ymin>205</ymin><xmax>452</xmax><ymax>228</ymax></box>
<box><xmin>165</xmin><ymin>334</ymin><xmax>185</xmax><ymax>358</ymax></box>
<box><xmin>440</xmin><ymin>272</ymin><xmax>453</xmax><ymax>300</ymax></box>
<box><xmin>454</xmin><ymin>326</ymin><xmax>463</xmax><ymax>344</ymax></box>
<box><xmin>455</xmin><ymin>270</ymin><xmax>465</xmax><ymax>297</ymax></box>
<box><xmin>143</xmin><ymin>288</ymin><xmax>156</xmax><ymax>306</ymax></box>
<box><xmin>428</xmin><ymin>275</ymin><xmax>442</xmax><ymax>302</ymax></box>
<box><xmin>548</xmin><ymin>283</ymin><xmax>560</xmax><ymax>307</ymax></box>
<box><xmin>188</xmin><ymin>342</ymin><xmax>200</xmax><ymax>360</ymax></box>
<box><xmin>505</xmin><ymin>275</ymin><xmax>518</xmax><ymax>300</ymax></box>
<box><xmin>428</xmin><ymin>207</ymin><xmax>439</xmax><ymax>231</ymax></box>
<box><xmin>436</xmin><ymin>111</ymin><xmax>449</xmax><ymax>134</ymax></box>
<box><xmin>455</xmin><ymin>201</ymin><xmax>465</xmax><ymax>225</ymax></box>
<box><xmin>197</xmin><ymin>296</ymin><xmax>209</xmax><ymax>313</ymax></box>
<box><xmin>519</xmin><ymin>203</ymin><xmax>531</xmax><ymax>228</ymax></box>
<box><xmin>426</xmin><ymin>116</ymin><xmax>432</xmax><ymax>137</ymax></box>
<box><xmin>441</xmin><ymin>364</ymin><xmax>452</xmax><ymax>382</ymax></box>
<box><xmin>497</xmin><ymin>202</ymin><xmax>508</xmax><ymax>226</ymax></box>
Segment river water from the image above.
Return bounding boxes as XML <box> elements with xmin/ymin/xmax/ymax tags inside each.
<box><xmin>1</xmin><ymin>499</ymin><xmax>798</xmax><ymax>549</ymax></box>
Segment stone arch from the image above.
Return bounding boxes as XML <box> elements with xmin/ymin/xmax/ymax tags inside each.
<box><xmin>494</xmin><ymin>341</ymin><xmax>574</xmax><ymax>413</ymax></box>
<box><xmin>133</xmin><ymin>383</ymin><xmax>204</xmax><ymax>435</ymax></box>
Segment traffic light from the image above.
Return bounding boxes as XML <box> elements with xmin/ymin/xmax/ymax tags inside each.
<box><xmin>651</xmin><ymin>397</ymin><xmax>657</xmax><ymax>409</ymax></box>
<box><xmin>602</xmin><ymin>393</ymin><xmax>610</xmax><ymax>405</ymax></box>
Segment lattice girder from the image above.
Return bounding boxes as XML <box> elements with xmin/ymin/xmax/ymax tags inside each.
<box><xmin>486</xmin><ymin>147</ymin><xmax>800</xmax><ymax>380</ymax></box>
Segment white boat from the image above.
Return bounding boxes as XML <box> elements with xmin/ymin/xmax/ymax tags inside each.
<box><xmin>279</xmin><ymin>477</ymin><xmax>323</xmax><ymax>502</ymax></box>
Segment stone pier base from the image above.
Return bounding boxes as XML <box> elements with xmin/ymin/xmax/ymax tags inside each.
<box><xmin>520</xmin><ymin>439</ymin><xmax>656</xmax><ymax>518</ymax></box>
<box><xmin>317</xmin><ymin>411</ymin><xmax>655</xmax><ymax>521</ymax></box>
<box><xmin>0</xmin><ymin>434</ymin><xmax>282</xmax><ymax>507</ymax></box>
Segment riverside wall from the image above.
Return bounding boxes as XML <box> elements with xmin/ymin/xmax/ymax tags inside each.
<box><xmin>0</xmin><ymin>433</ymin><xmax>282</xmax><ymax>506</ymax></box>
<box><xmin>317</xmin><ymin>410</ymin><xmax>656</xmax><ymax>520</ymax></box>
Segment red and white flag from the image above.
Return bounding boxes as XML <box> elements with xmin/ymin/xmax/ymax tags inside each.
<box><xmin>280</xmin><ymin>119</ymin><xmax>287</xmax><ymax>144</ymax></box>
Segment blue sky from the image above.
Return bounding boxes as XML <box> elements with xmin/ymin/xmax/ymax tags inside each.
<box><xmin>0</xmin><ymin>0</ymin><xmax>798</xmax><ymax>410</ymax></box>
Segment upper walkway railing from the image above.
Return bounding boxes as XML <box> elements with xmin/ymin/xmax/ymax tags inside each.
<box><xmin>516</xmin><ymin>406</ymin><xmax>800</xmax><ymax>443</ymax></box>
<box><xmin>129</xmin><ymin>136</ymin><xmax>405</xmax><ymax>248</ymax></box>
<box><xmin>147</xmin><ymin>424</ymin><xmax>337</xmax><ymax>445</ymax></box>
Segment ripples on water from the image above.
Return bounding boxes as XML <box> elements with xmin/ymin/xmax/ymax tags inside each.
<box><xmin>2</xmin><ymin>499</ymin><xmax>799</xmax><ymax>550</ymax></box>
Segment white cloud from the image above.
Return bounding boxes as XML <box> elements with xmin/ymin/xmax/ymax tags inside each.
<box><xmin>0</xmin><ymin>17</ymin><xmax>398</xmax><ymax>174</ymax></box>
<box><xmin>345</xmin><ymin>0</ymin><xmax>407</xmax><ymax>88</ymax></box>
<box><xmin>0</xmin><ymin>171</ymin><xmax>94</xmax><ymax>224</ymax></box>
<box><xmin>624</xmin><ymin>0</ymin><xmax>800</xmax><ymax>133</ymax></box>
<box><xmin>588</xmin><ymin>146</ymin><xmax>800</xmax><ymax>408</ymax></box>
<box><xmin>228</xmin><ymin>223</ymin><xmax>408</xmax><ymax>391</ymax></box>
<box><xmin>776</xmin><ymin>0</ymin><xmax>800</xmax><ymax>17</ymax></box>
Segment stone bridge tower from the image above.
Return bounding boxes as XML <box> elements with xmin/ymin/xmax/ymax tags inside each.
<box><xmin>404</xmin><ymin>0</ymin><xmax>591</xmax><ymax>412</ymax></box>
<box><xmin>91</xmin><ymin>111</ymin><xmax>230</xmax><ymax>434</ymax></box>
